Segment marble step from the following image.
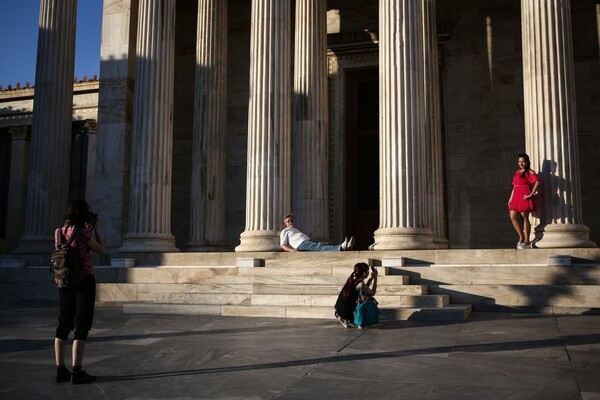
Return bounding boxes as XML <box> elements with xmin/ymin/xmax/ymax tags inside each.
<box><xmin>153</xmin><ymin>292</ymin><xmax>448</xmax><ymax>308</ymax></box>
<box><xmin>250</xmin><ymin>294</ymin><xmax>448</xmax><ymax>308</ymax></box>
<box><xmin>123</xmin><ymin>303</ymin><xmax>471</xmax><ymax>321</ymax></box>
<box><xmin>252</xmin><ymin>284</ymin><xmax>427</xmax><ymax>295</ymax></box>
<box><xmin>238</xmin><ymin>266</ymin><xmax>391</xmax><ymax>276</ymax></box>
<box><xmin>394</xmin><ymin>264</ymin><xmax>600</xmax><ymax>285</ymax></box>
<box><xmin>210</xmin><ymin>274</ymin><xmax>411</xmax><ymax>285</ymax></box>
<box><xmin>7</xmin><ymin>247</ymin><xmax>600</xmax><ymax>269</ymax></box>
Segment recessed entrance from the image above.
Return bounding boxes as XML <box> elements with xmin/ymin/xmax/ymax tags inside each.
<box><xmin>345</xmin><ymin>68</ymin><xmax>379</xmax><ymax>250</ymax></box>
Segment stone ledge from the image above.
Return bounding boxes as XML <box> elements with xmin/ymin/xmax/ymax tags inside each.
<box><xmin>236</xmin><ymin>258</ymin><xmax>263</xmax><ymax>267</ymax></box>
<box><xmin>0</xmin><ymin>259</ymin><xmax>26</xmax><ymax>268</ymax></box>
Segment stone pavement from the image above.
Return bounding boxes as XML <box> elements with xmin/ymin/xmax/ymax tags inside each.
<box><xmin>1</xmin><ymin>305</ymin><xmax>599</xmax><ymax>400</ymax></box>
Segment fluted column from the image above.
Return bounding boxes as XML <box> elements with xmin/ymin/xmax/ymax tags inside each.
<box><xmin>292</xmin><ymin>0</ymin><xmax>329</xmax><ymax>242</ymax></box>
<box><xmin>235</xmin><ymin>0</ymin><xmax>291</xmax><ymax>252</ymax></box>
<box><xmin>6</xmin><ymin>127</ymin><xmax>30</xmax><ymax>253</ymax></box>
<box><xmin>15</xmin><ymin>0</ymin><xmax>77</xmax><ymax>254</ymax></box>
<box><xmin>423</xmin><ymin>0</ymin><xmax>448</xmax><ymax>248</ymax></box>
<box><xmin>186</xmin><ymin>0</ymin><xmax>228</xmax><ymax>251</ymax></box>
<box><xmin>373</xmin><ymin>0</ymin><xmax>435</xmax><ymax>250</ymax></box>
<box><xmin>93</xmin><ymin>0</ymin><xmax>138</xmax><ymax>252</ymax></box>
<box><xmin>119</xmin><ymin>0</ymin><xmax>178</xmax><ymax>252</ymax></box>
<box><xmin>521</xmin><ymin>0</ymin><xmax>595</xmax><ymax>248</ymax></box>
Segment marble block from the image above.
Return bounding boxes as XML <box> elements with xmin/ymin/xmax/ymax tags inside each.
<box><xmin>111</xmin><ymin>258</ymin><xmax>135</xmax><ymax>268</ymax></box>
<box><xmin>381</xmin><ymin>257</ymin><xmax>405</xmax><ymax>267</ymax></box>
<box><xmin>548</xmin><ymin>255</ymin><xmax>571</xmax><ymax>267</ymax></box>
<box><xmin>237</xmin><ymin>258</ymin><xmax>263</xmax><ymax>267</ymax></box>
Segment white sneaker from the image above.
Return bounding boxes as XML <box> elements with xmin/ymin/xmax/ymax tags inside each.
<box><xmin>516</xmin><ymin>242</ymin><xmax>525</xmax><ymax>250</ymax></box>
<box><xmin>337</xmin><ymin>316</ymin><xmax>349</xmax><ymax>328</ymax></box>
<box><xmin>347</xmin><ymin>236</ymin><xmax>355</xmax><ymax>251</ymax></box>
<box><xmin>340</xmin><ymin>237</ymin><xmax>349</xmax><ymax>250</ymax></box>
<box><xmin>335</xmin><ymin>312</ymin><xmax>349</xmax><ymax>328</ymax></box>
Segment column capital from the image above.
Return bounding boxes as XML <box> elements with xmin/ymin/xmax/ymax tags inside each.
<box><xmin>8</xmin><ymin>126</ymin><xmax>30</xmax><ymax>140</ymax></box>
<box><xmin>84</xmin><ymin>119</ymin><xmax>98</xmax><ymax>133</ymax></box>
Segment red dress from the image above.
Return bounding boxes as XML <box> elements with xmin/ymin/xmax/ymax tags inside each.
<box><xmin>509</xmin><ymin>170</ymin><xmax>539</xmax><ymax>212</ymax></box>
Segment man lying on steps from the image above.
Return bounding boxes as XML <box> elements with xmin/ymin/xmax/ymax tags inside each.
<box><xmin>280</xmin><ymin>214</ymin><xmax>355</xmax><ymax>252</ymax></box>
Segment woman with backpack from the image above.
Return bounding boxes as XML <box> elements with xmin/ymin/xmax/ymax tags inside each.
<box><xmin>54</xmin><ymin>199</ymin><xmax>104</xmax><ymax>384</ymax></box>
<box><xmin>334</xmin><ymin>262</ymin><xmax>378</xmax><ymax>328</ymax></box>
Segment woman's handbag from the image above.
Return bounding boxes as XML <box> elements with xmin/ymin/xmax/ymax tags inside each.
<box><xmin>353</xmin><ymin>287</ymin><xmax>380</xmax><ymax>327</ymax></box>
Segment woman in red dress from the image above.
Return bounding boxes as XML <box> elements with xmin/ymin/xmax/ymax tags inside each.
<box><xmin>508</xmin><ymin>153</ymin><xmax>540</xmax><ymax>249</ymax></box>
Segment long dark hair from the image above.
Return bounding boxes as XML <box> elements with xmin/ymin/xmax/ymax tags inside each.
<box><xmin>341</xmin><ymin>262</ymin><xmax>370</xmax><ymax>298</ymax></box>
<box><xmin>518</xmin><ymin>153</ymin><xmax>531</xmax><ymax>178</ymax></box>
<box><xmin>65</xmin><ymin>199</ymin><xmax>90</xmax><ymax>228</ymax></box>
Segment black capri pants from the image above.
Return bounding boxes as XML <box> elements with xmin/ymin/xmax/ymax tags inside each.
<box><xmin>55</xmin><ymin>275</ymin><xmax>96</xmax><ymax>341</ymax></box>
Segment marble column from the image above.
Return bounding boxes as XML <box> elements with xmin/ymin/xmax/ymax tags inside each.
<box><xmin>292</xmin><ymin>0</ymin><xmax>329</xmax><ymax>242</ymax></box>
<box><xmin>119</xmin><ymin>0</ymin><xmax>178</xmax><ymax>252</ymax></box>
<box><xmin>5</xmin><ymin>127</ymin><xmax>30</xmax><ymax>252</ymax></box>
<box><xmin>521</xmin><ymin>0</ymin><xmax>595</xmax><ymax>248</ymax></box>
<box><xmin>186</xmin><ymin>0</ymin><xmax>228</xmax><ymax>251</ymax></box>
<box><xmin>93</xmin><ymin>0</ymin><xmax>138</xmax><ymax>252</ymax></box>
<box><xmin>373</xmin><ymin>0</ymin><xmax>436</xmax><ymax>250</ymax></box>
<box><xmin>15</xmin><ymin>0</ymin><xmax>77</xmax><ymax>254</ymax></box>
<box><xmin>235</xmin><ymin>0</ymin><xmax>291</xmax><ymax>252</ymax></box>
<box><xmin>423</xmin><ymin>0</ymin><xmax>448</xmax><ymax>248</ymax></box>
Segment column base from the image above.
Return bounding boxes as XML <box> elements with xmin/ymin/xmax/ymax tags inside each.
<box><xmin>433</xmin><ymin>236</ymin><xmax>450</xmax><ymax>249</ymax></box>
<box><xmin>372</xmin><ymin>227</ymin><xmax>436</xmax><ymax>250</ymax></box>
<box><xmin>13</xmin><ymin>235</ymin><xmax>54</xmax><ymax>254</ymax></box>
<box><xmin>235</xmin><ymin>230</ymin><xmax>281</xmax><ymax>252</ymax></box>
<box><xmin>118</xmin><ymin>233</ymin><xmax>179</xmax><ymax>253</ymax></box>
<box><xmin>185</xmin><ymin>241</ymin><xmax>229</xmax><ymax>252</ymax></box>
<box><xmin>534</xmin><ymin>224</ymin><xmax>596</xmax><ymax>248</ymax></box>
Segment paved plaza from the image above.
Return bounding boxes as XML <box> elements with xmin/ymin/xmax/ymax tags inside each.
<box><xmin>1</xmin><ymin>305</ymin><xmax>599</xmax><ymax>399</ymax></box>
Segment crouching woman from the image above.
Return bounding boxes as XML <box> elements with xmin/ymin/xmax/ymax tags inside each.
<box><xmin>334</xmin><ymin>262</ymin><xmax>378</xmax><ymax>328</ymax></box>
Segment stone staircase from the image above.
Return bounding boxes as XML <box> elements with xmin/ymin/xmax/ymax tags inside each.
<box><xmin>3</xmin><ymin>248</ymin><xmax>600</xmax><ymax>319</ymax></box>
<box><xmin>113</xmin><ymin>263</ymin><xmax>471</xmax><ymax>321</ymax></box>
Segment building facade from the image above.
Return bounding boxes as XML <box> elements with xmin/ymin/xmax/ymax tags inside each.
<box><xmin>1</xmin><ymin>0</ymin><xmax>598</xmax><ymax>254</ymax></box>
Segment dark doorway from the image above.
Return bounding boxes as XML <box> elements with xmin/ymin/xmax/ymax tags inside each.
<box><xmin>345</xmin><ymin>68</ymin><xmax>379</xmax><ymax>250</ymax></box>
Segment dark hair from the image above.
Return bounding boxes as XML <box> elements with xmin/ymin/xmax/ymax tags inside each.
<box><xmin>341</xmin><ymin>262</ymin><xmax>370</xmax><ymax>298</ymax></box>
<box><xmin>65</xmin><ymin>199</ymin><xmax>90</xmax><ymax>228</ymax></box>
<box><xmin>283</xmin><ymin>213</ymin><xmax>294</xmax><ymax>220</ymax></box>
<box><xmin>518</xmin><ymin>153</ymin><xmax>531</xmax><ymax>178</ymax></box>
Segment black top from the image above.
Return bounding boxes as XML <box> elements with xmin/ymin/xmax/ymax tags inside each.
<box><xmin>334</xmin><ymin>280</ymin><xmax>361</xmax><ymax>321</ymax></box>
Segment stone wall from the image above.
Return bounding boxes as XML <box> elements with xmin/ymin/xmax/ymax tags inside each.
<box><xmin>439</xmin><ymin>0</ymin><xmax>525</xmax><ymax>248</ymax></box>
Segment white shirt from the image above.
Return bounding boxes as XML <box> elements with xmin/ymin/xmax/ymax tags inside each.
<box><xmin>280</xmin><ymin>227</ymin><xmax>310</xmax><ymax>249</ymax></box>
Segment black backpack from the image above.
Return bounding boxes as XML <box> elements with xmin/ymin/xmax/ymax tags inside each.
<box><xmin>50</xmin><ymin>227</ymin><xmax>83</xmax><ymax>288</ymax></box>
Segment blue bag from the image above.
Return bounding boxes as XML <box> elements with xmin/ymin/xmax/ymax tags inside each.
<box><xmin>353</xmin><ymin>287</ymin><xmax>380</xmax><ymax>327</ymax></box>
